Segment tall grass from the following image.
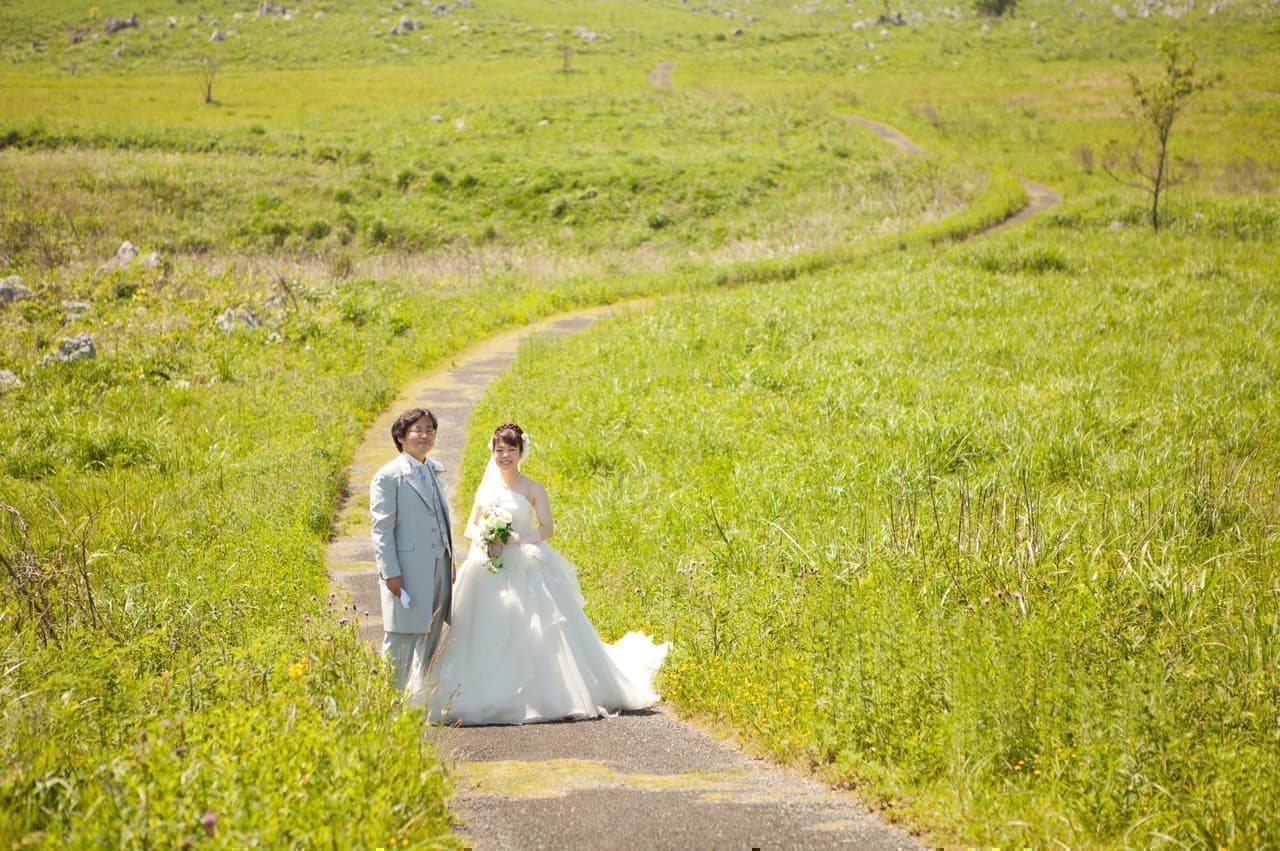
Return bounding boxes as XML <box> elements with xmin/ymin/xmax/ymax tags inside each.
<box><xmin>471</xmin><ymin>197</ymin><xmax>1280</xmax><ymax>846</ymax></box>
<box><xmin>0</xmin><ymin>267</ymin><xmax>460</xmax><ymax>843</ymax></box>
<box><xmin>0</xmin><ymin>256</ymin><xmax>710</xmax><ymax>844</ymax></box>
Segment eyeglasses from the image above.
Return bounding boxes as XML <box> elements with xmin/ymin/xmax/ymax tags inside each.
<box><xmin>407</xmin><ymin>426</ymin><xmax>436</xmax><ymax>436</ymax></box>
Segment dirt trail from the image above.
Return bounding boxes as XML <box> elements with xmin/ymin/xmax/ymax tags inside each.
<box><xmin>648</xmin><ymin>61</ymin><xmax>676</xmax><ymax>89</ymax></box>
<box><xmin>990</xmin><ymin>178</ymin><xmax>1062</xmax><ymax>231</ymax></box>
<box><xmin>847</xmin><ymin>115</ymin><xmax>925</xmax><ymax>154</ymax></box>
<box><xmin>843</xmin><ymin>114</ymin><xmax>1062</xmax><ymax>229</ymax></box>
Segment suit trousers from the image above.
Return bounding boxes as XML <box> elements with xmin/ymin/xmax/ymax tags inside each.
<box><xmin>383</xmin><ymin>574</ymin><xmax>450</xmax><ymax>690</ymax></box>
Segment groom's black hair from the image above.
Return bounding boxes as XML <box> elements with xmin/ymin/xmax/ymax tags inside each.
<box><xmin>391</xmin><ymin>408</ymin><xmax>438</xmax><ymax>452</ymax></box>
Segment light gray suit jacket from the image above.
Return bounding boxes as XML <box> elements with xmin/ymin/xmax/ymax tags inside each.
<box><xmin>369</xmin><ymin>453</ymin><xmax>453</xmax><ymax>634</ymax></box>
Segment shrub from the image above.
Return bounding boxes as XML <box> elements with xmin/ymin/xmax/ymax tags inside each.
<box><xmin>974</xmin><ymin>0</ymin><xmax>1016</xmax><ymax>16</ymax></box>
<box><xmin>647</xmin><ymin>211</ymin><xmax>672</xmax><ymax>230</ymax></box>
<box><xmin>303</xmin><ymin>219</ymin><xmax>331</xmax><ymax>241</ymax></box>
<box><xmin>366</xmin><ymin>218</ymin><xmax>389</xmax><ymax>245</ymax></box>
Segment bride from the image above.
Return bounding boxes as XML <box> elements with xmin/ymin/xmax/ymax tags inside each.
<box><xmin>409</xmin><ymin>422</ymin><xmax>670</xmax><ymax>725</ymax></box>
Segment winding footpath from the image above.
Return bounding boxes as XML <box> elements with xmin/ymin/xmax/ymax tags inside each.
<box><xmin>325</xmin><ymin>66</ymin><xmax>1061</xmax><ymax>849</ymax></box>
<box><xmin>327</xmin><ymin>307</ymin><xmax>919</xmax><ymax>849</ymax></box>
<box><xmin>846</xmin><ymin>114</ymin><xmax>1061</xmax><ymax>227</ymax></box>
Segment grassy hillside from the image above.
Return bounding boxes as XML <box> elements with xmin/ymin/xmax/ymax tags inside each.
<box><xmin>2</xmin><ymin>0</ymin><xmax>1278</xmax><ymax>845</ymax></box>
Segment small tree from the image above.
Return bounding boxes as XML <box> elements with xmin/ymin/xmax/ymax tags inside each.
<box><xmin>199</xmin><ymin>57</ymin><xmax>219</xmax><ymax>104</ymax></box>
<box><xmin>974</xmin><ymin>0</ymin><xmax>1017</xmax><ymax>17</ymax></box>
<box><xmin>1106</xmin><ymin>35</ymin><xmax>1218</xmax><ymax>232</ymax></box>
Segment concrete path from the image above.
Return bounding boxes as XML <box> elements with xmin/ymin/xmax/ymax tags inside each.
<box><xmin>438</xmin><ymin>711</ymin><xmax>918</xmax><ymax>850</ymax></box>
<box><xmin>326</xmin><ymin>305</ymin><xmax>921</xmax><ymax>849</ymax></box>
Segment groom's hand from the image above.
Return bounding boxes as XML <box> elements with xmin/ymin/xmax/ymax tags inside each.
<box><xmin>385</xmin><ymin>576</ymin><xmax>405</xmax><ymax>596</ymax></box>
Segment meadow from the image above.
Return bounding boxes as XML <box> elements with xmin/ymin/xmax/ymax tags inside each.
<box><xmin>487</xmin><ymin>206</ymin><xmax>1279</xmax><ymax>846</ymax></box>
<box><xmin>2</xmin><ymin>0</ymin><xmax>1278</xmax><ymax>845</ymax></box>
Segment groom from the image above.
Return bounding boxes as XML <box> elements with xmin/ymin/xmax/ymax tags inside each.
<box><xmin>370</xmin><ymin>408</ymin><xmax>454</xmax><ymax>690</ymax></box>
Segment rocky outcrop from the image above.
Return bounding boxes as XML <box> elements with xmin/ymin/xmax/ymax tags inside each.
<box><xmin>391</xmin><ymin>15</ymin><xmax>422</xmax><ymax>34</ymax></box>
<box><xmin>98</xmin><ymin>241</ymin><xmax>164</xmax><ymax>272</ymax></box>
<box><xmin>99</xmin><ymin>241</ymin><xmax>139</xmax><ymax>271</ymax></box>
<box><xmin>103</xmin><ymin>14</ymin><xmax>139</xmax><ymax>35</ymax></box>
<box><xmin>43</xmin><ymin>333</ymin><xmax>97</xmax><ymax>365</ymax></box>
<box><xmin>0</xmin><ymin>276</ymin><xmax>33</xmax><ymax>305</ymax></box>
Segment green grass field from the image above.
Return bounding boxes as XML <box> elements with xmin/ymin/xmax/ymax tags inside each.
<box><xmin>484</xmin><ymin>207</ymin><xmax>1279</xmax><ymax>846</ymax></box>
<box><xmin>2</xmin><ymin>0</ymin><xmax>1278</xmax><ymax>845</ymax></box>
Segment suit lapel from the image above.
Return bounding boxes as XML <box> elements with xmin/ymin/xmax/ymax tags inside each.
<box><xmin>394</xmin><ymin>454</ymin><xmax>429</xmax><ymax>507</ymax></box>
<box><xmin>406</xmin><ymin>465</ymin><xmax>434</xmax><ymax>509</ymax></box>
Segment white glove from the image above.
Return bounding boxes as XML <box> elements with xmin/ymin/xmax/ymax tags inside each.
<box><xmin>509</xmin><ymin>530</ymin><xmax>539</xmax><ymax>545</ymax></box>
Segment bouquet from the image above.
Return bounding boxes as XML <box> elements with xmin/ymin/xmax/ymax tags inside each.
<box><xmin>475</xmin><ymin>505</ymin><xmax>513</xmax><ymax>573</ymax></box>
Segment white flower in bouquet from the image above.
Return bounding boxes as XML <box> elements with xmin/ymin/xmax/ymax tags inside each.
<box><xmin>476</xmin><ymin>505</ymin><xmax>513</xmax><ymax>573</ymax></box>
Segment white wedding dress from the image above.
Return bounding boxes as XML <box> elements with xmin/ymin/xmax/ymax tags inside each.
<box><xmin>409</xmin><ymin>484</ymin><xmax>670</xmax><ymax>725</ymax></box>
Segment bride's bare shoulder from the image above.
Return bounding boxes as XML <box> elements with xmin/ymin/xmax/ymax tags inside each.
<box><xmin>519</xmin><ymin>476</ymin><xmax>549</xmax><ymax>503</ymax></box>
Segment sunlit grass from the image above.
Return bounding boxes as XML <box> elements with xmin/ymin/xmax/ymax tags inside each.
<box><xmin>474</xmin><ymin>198</ymin><xmax>1280</xmax><ymax>846</ymax></box>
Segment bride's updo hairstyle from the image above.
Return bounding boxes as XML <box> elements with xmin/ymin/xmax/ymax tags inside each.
<box><xmin>490</xmin><ymin>422</ymin><xmax>528</xmax><ymax>455</ymax></box>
